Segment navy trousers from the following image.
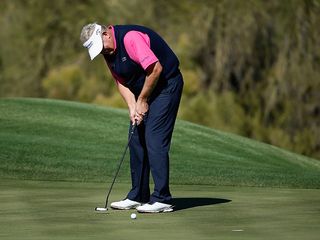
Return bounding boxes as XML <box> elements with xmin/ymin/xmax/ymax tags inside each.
<box><xmin>126</xmin><ymin>73</ymin><xmax>183</xmax><ymax>204</ymax></box>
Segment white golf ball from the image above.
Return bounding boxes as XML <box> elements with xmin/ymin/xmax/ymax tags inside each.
<box><xmin>130</xmin><ymin>213</ymin><xmax>137</xmax><ymax>219</ymax></box>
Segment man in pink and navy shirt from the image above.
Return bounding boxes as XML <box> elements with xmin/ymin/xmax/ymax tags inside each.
<box><xmin>80</xmin><ymin>23</ymin><xmax>183</xmax><ymax>213</ymax></box>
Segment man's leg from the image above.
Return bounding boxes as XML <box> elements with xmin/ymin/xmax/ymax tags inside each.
<box><xmin>145</xmin><ymin>74</ymin><xmax>183</xmax><ymax>204</ymax></box>
<box><xmin>126</xmin><ymin>122</ymin><xmax>150</xmax><ymax>203</ymax></box>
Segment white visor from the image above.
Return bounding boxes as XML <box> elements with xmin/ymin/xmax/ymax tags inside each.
<box><xmin>83</xmin><ymin>24</ymin><xmax>103</xmax><ymax>60</ymax></box>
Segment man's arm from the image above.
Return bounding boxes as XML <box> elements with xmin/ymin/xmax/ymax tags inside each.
<box><xmin>117</xmin><ymin>82</ymin><xmax>137</xmax><ymax>124</ymax></box>
<box><xmin>122</xmin><ymin>30</ymin><xmax>163</xmax><ymax>124</ymax></box>
<box><xmin>138</xmin><ymin>61</ymin><xmax>163</xmax><ymax>101</ymax></box>
<box><xmin>135</xmin><ymin>61</ymin><xmax>163</xmax><ymax>121</ymax></box>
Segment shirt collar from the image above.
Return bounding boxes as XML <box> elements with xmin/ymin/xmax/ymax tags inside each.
<box><xmin>108</xmin><ymin>25</ymin><xmax>117</xmax><ymax>51</ymax></box>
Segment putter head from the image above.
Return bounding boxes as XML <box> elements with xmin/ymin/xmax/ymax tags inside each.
<box><xmin>95</xmin><ymin>207</ymin><xmax>108</xmax><ymax>212</ymax></box>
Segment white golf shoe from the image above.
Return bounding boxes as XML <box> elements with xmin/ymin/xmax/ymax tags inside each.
<box><xmin>136</xmin><ymin>202</ymin><xmax>174</xmax><ymax>213</ymax></box>
<box><xmin>110</xmin><ymin>199</ymin><xmax>141</xmax><ymax>210</ymax></box>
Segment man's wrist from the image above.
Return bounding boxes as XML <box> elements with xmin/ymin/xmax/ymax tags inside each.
<box><xmin>138</xmin><ymin>96</ymin><xmax>148</xmax><ymax>102</ymax></box>
<box><xmin>128</xmin><ymin>102</ymin><xmax>136</xmax><ymax>111</ymax></box>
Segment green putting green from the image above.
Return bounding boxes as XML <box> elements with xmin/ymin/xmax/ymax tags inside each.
<box><xmin>1</xmin><ymin>180</ymin><xmax>319</xmax><ymax>240</ymax></box>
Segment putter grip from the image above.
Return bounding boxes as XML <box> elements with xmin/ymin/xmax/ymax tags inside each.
<box><xmin>131</xmin><ymin>122</ymin><xmax>137</xmax><ymax>134</ymax></box>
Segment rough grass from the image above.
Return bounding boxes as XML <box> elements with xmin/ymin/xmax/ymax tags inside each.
<box><xmin>0</xmin><ymin>98</ymin><xmax>319</xmax><ymax>188</ymax></box>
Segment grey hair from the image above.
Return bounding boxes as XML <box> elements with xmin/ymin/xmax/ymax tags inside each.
<box><xmin>80</xmin><ymin>23</ymin><xmax>107</xmax><ymax>44</ymax></box>
<box><xmin>80</xmin><ymin>23</ymin><xmax>96</xmax><ymax>44</ymax></box>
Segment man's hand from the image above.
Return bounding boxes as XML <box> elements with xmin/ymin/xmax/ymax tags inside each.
<box><xmin>135</xmin><ymin>98</ymin><xmax>149</xmax><ymax>125</ymax></box>
<box><xmin>129</xmin><ymin>105</ymin><xmax>136</xmax><ymax>125</ymax></box>
<box><xmin>134</xmin><ymin>61</ymin><xmax>162</xmax><ymax>125</ymax></box>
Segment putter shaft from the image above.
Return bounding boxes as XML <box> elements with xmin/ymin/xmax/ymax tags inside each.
<box><xmin>103</xmin><ymin>123</ymin><xmax>136</xmax><ymax>208</ymax></box>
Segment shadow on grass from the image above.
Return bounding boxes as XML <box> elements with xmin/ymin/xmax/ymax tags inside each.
<box><xmin>172</xmin><ymin>197</ymin><xmax>231</xmax><ymax>211</ymax></box>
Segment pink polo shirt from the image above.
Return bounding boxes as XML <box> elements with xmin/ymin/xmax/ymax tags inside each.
<box><xmin>108</xmin><ymin>26</ymin><xmax>159</xmax><ymax>84</ymax></box>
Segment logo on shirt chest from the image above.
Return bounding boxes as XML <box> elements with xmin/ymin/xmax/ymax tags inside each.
<box><xmin>121</xmin><ymin>57</ymin><xmax>127</xmax><ymax>62</ymax></box>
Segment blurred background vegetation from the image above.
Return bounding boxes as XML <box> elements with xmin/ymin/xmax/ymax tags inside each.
<box><xmin>0</xmin><ymin>0</ymin><xmax>319</xmax><ymax>159</ymax></box>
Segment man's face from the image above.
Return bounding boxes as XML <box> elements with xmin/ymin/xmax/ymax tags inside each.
<box><xmin>101</xmin><ymin>28</ymin><xmax>115</xmax><ymax>55</ymax></box>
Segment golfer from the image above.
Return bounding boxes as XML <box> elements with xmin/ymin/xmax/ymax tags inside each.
<box><xmin>80</xmin><ymin>23</ymin><xmax>183</xmax><ymax>213</ymax></box>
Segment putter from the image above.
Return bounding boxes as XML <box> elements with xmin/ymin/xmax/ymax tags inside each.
<box><xmin>95</xmin><ymin>123</ymin><xmax>136</xmax><ymax>212</ymax></box>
